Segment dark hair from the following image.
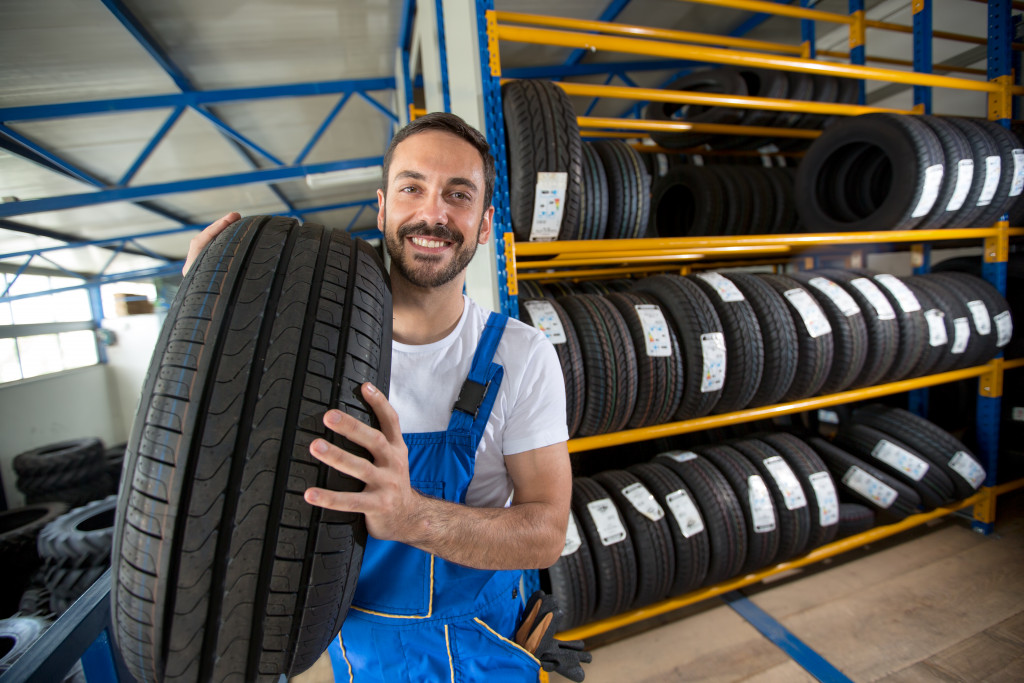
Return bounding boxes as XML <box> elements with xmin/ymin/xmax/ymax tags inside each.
<box><xmin>381</xmin><ymin>112</ymin><xmax>496</xmax><ymax>209</ymax></box>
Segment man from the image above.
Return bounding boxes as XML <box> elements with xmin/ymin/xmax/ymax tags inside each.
<box><xmin>184</xmin><ymin>112</ymin><xmax>575</xmax><ymax>681</ymax></box>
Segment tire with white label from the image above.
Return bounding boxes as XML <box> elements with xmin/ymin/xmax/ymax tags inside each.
<box><xmin>541</xmin><ymin>510</ymin><xmax>597</xmax><ymax>630</ymax></box>
<box><xmin>695</xmin><ymin>445</ymin><xmax>780</xmax><ymax>574</ymax></box>
<box><xmin>606</xmin><ymin>292</ymin><xmax>684</xmax><ymax>429</ymax></box>
<box><xmin>579</xmin><ymin>142</ymin><xmax>610</xmax><ymax>240</ymax></box>
<box><xmin>795</xmin><ymin>113</ymin><xmax>945</xmax><ymax>231</ymax></box>
<box><xmin>866</xmin><ymin>272</ymin><xmax>928</xmax><ymax>381</ymax></box>
<box><xmin>837</xmin><ymin>503</ymin><xmax>876</xmax><ymax>539</ymax></box>
<box><xmin>688</xmin><ymin>272</ymin><xmax>765</xmax><ymax>413</ymax></box>
<box><xmin>633</xmin><ymin>275</ymin><xmax>725</xmax><ymax>419</ymax></box>
<box><xmin>729</xmin><ymin>438</ymin><xmax>812</xmax><ymax>562</ymax></box>
<box><xmin>791</xmin><ymin>272</ymin><xmax>868</xmax><ymax>394</ymax></box>
<box><xmin>650</xmin><ymin>166</ymin><xmax>727</xmax><ymax>237</ymax></box>
<box><xmin>759</xmin><ymin>433</ymin><xmax>840</xmax><ymax>551</ymax></box>
<box><xmin>591</xmin><ymin>140</ymin><xmax>651</xmax><ymax>240</ymax></box>
<box><xmin>111</xmin><ymin>215</ymin><xmax>393</xmax><ymax>682</ymax></box>
<box><xmin>519</xmin><ymin>297</ymin><xmax>586</xmax><ymax>437</ymax></box>
<box><xmin>627</xmin><ymin>462</ymin><xmax>711</xmax><ymax>596</ymax></box>
<box><xmin>571</xmin><ymin>476</ymin><xmax>638</xmax><ymax>622</ymax></box>
<box><xmin>556</xmin><ymin>294</ymin><xmax>639</xmax><ymax>436</ymax></box>
<box><xmin>916</xmin><ymin>115</ymin><xmax>975</xmax><ymax>229</ymax></box>
<box><xmin>502</xmin><ymin>78</ymin><xmax>583</xmax><ymax>241</ymax></box>
<box><xmin>834</xmin><ymin>423</ymin><xmax>957</xmax><ymax>509</ymax></box>
<box><xmin>852</xmin><ymin>405</ymin><xmax>987</xmax><ymax>499</ymax></box>
<box><xmin>973</xmin><ymin>119</ymin><xmax>1024</xmax><ymax>227</ymax></box>
<box><xmin>944</xmin><ymin>117</ymin><xmax>999</xmax><ymax>229</ymax></box>
<box><xmin>909</xmin><ymin>275</ymin><xmax>971</xmax><ymax>373</ymax></box>
<box><xmin>593</xmin><ymin>469</ymin><xmax>675</xmax><ymax>610</ymax></box>
<box><xmin>726</xmin><ymin>272</ymin><xmax>798</xmax><ymax>406</ymax></box>
<box><xmin>758</xmin><ymin>274</ymin><xmax>834</xmax><ymax>400</ymax></box>
<box><xmin>814</xmin><ymin>269</ymin><xmax>899</xmax><ymax>387</ymax></box>
<box><xmin>654</xmin><ymin>451</ymin><xmax>748</xmax><ymax>586</ymax></box>
<box><xmin>806</xmin><ymin>437</ymin><xmax>922</xmax><ymax>520</ymax></box>
<box><xmin>900</xmin><ymin>278</ymin><xmax>946</xmax><ymax>378</ymax></box>
<box><xmin>931</xmin><ymin>272</ymin><xmax>1013</xmax><ymax>366</ymax></box>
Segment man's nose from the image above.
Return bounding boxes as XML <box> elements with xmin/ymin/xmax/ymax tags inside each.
<box><xmin>417</xmin><ymin>190</ymin><xmax>449</xmax><ymax>227</ymax></box>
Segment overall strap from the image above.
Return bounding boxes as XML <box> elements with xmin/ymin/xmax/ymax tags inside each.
<box><xmin>449</xmin><ymin>311</ymin><xmax>508</xmax><ymax>434</ymax></box>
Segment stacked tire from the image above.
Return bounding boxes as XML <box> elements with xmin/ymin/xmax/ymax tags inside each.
<box><xmin>0</xmin><ymin>502</ymin><xmax>67</xmax><ymax>617</ymax></box>
<box><xmin>13</xmin><ymin>438</ymin><xmax>117</xmax><ymax>508</ymax></box>
<box><xmin>36</xmin><ymin>495</ymin><xmax>116</xmax><ymax>615</ymax></box>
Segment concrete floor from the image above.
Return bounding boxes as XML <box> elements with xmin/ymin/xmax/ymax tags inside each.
<box><xmin>293</xmin><ymin>489</ymin><xmax>1024</xmax><ymax>682</ymax></box>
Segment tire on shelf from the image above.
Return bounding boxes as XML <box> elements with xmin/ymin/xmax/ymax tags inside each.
<box><xmin>0</xmin><ymin>502</ymin><xmax>68</xmax><ymax>557</ymax></box>
<box><xmin>571</xmin><ymin>476</ymin><xmax>638</xmax><ymax>622</ymax></box>
<box><xmin>758</xmin><ymin>274</ymin><xmax>834</xmax><ymax>401</ymax></box>
<box><xmin>836</xmin><ymin>502</ymin><xmax>876</xmax><ymax>539</ymax></box>
<box><xmin>759</xmin><ymin>433</ymin><xmax>840</xmax><ymax>552</ymax></box>
<box><xmin>916</xmin><ymin>115</ymin><xmax>975</xmax><ymax>229</ymax></box>
<box><xmin>899</xmin><ymin>278</ymin><xmax>946</xmax><ymax>379</ymax></box>
<box><xmin>502</xmin><ymin>79</ymin><xmax>583</xmax><ymax>241</ymax></box>
<box><xmin>650</xmin><ymin>166</ymin><xmax>728</xmax><ymax>237</ymax></box>
<box><xmin>591</xmin><ymin>140</ymin><xmax>651</xmax><ymax>240</ymax></box>
<box><xmin>37</xmin><ymin>495</ymin><xmax>117</xmax><ymax>568</ymax></box>
<box><xmin>909</xmin><ymin>275</ymin><xmax>972</xmax><ymax>374</ymax></box>
<box><xmin>541</xmin><ymin>508</ymin><xmax>597</xmax><ymax>630</ymax></box>
<box><xmin>791</xmin><ymin>272</ymin><xmax>868</xmax><ymax>394</ymax></box>
<box><xmin>655</xmin><ymin>450</ymin><xmax>748</xmax><ymax>586</ymax></box>
<box><xmin>794</xmin><ymin>113</ymin><xmax>945</xmax><ymax>232</ymax></box>
<box><xmin>13</xmin><ymin>439</ymin><xmax>104</xmax><ymax>494</ymax></box>
<box><xmin>866</xmin><ymin>272</ymin><xmax>928</xmax><ymax>382</ymax></box>
<box><xmin>944</xmin><ymin>117</ymin><xmax>1000</xmax><ymax>229</ymax></box>
<box><xmin>628</xmin><ymin>462</ymin><xmax>711</xmax><ymax>596</ymax></box>
<box><xmin>644</xmin><ymin>68</ymin><xmax>748</xmax><ymax>149</ymax></box>
<box><xmin>578</xmin><ymin>142</ymin><xmax>610</xmax><ymax>240</ymax></box>
<box><xmin>0</xmin><ymin>616</ymin><xmax>51</xmax><ymax>674</ymax></box>
<box><xmin>972</xmin><ymin>119</ymin><xmax>1024</xmax><ymax>228</ymax></box>
<box><xmin>705</xmin><ymin>166</ymin><xmax>749</xmax><ymax>236</ymax></box>
<box><xmin>519</xmin><ymin>297</ymin><xmax>587</xmax><ymax>437</ymax></box>
<box><xmin>930</xmin><ymin>272</ymin><xmax>1013</xmax><ymax>367</ymax></box>
<box><xmin>709</xmin><ymin>67</ymin><xmax>788</xmax><ymax>150</ymax></box>
<box><xmin>110</xmin><ymin>215</ymin><xmax>393</xmax><ymax>682</ymax></box>
<box><xmin>45</xmin><ymin>562</ymin><xmax>108</xmax><ymax>615</ymax></box>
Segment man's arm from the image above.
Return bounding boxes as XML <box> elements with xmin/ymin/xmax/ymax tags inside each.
<box><xmin>305</xmin><ymin>382</ymin><xmax>572</xmax><ymax>570</ymax></box>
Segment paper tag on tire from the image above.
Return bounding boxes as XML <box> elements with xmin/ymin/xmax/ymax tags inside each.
<box><xmin>529</xmin><ymin>172</ymin><xmax>568</xmax><ymax>241</ymax></box>
<box><xmin>978</xmin><ymin>156</ymin><xmax>1001</xmax><ymax>206</ymax></box>
<box><xmin>924</xmin><ymin>309</ymin><xmax>948</xmax><ymax>347</ymax></box>
<box><xmin>696</xmin><ymin>272</ymin><xmax>745</xmax><ymax>302</ymax></box>
<box><xmin>763</xmin><ymin>455</ymin><xmax>808</xmax><ymax>509</ymax></box>
<box><xmin>967</xmin><ymin>300</ymin><xmax>991</xmax><ymax>335</ymax></box>
<box><xmin>995</xmin><ymin>310</ymin><xmax>1013</xmax><ymax>347</ymax></box>
<box><xmin>951</xmin><ymin>317</ymin><xmax>970</xmax><ymax>354</ymax></box>
<box><xmin>871</xmin><ymin>439</ymin><xmax>930</xmax><ymax>481</ymax></box>
<box><xmin>809</xmin><ymin>471</ymin><xmax>839</xmax><ymax>526</ymax></box>
<box><xmin>634</xmin><ymin>304</ymin><xmax>672</xmax><ymax>357</ymax></box>
<box><xmin>1012</xmin><ymin>149</ymin><xmax>1024</xmax><ymax>197</ymax></box>
<box><xmin>665</xmin><ymin>450</ymin><xmax>698</xmax><ymax>463</ymax></box>
<box><xmin>522</xmin><ymin>300</ymin><xmax>567</xmax><ymax>345</ymax></box>
<box><xmin>562</xmin><ymin>511</ymin><xmax>582</xmax><ymax>556</ymax></box>
<box><xmin>911</xmin><ymin>164</ymin><xmax>944</xmax><ymax>218</ymax></box>
<box><xmin>949</xmin><ymin>452</ymin><xmax>985</xmax><ymax>489</ymax></box>
<box><xmin>946</xmin><ymin>159</ymin><xmax>974</xmax><ymax>211</ymax></box>
<box><xmin>808</xmin><ymin>277</ymin><xmax>861</xmax><ymax>317</ymax></box>
<box><xmin>784</xmin><ymin>289</ymin><xmax>832</xmax><ymax>338</ymax></box>
<box><xmin>666</xmin><ymin>489</ymin><xmax>705</xmax><ymax>538</ymax></box>
<box><xmin>874</xmin><ymin>274</ymin><xmax>922</xmax><ymax>313</ymax></box>
<box><xmin>850</xmin><ymin>278</ymin><xmax>897</xmax><ymax>320</ymax></box>
<box><xmin>700</xmin><ymin>332</ymin><xmax>726</xmax><ymax>392</ymax></box>
<box><xmin>842</xmin><ymin>466</ymin><xmax>897</xmax><ymax>508</ymax></box>
<box><xmin>587</xmin><ymin>498</ymin><xmax>627</xmax><ymax>546</ymax></box>
<box><xmin>622</xmin><ymin>482</ymin><xmax>666</xmax><ymax>522</ymax></box>
<box><xmin>747</xmin><ymin>475</ymin><xmax>776</xmax><ymax>533</ymax></box>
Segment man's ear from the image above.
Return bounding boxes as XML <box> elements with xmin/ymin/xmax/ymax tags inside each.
<box><xmin>376</xmin><ymin>188</ymin><xmax>386</xmax><ymax>232</ymax></box>
<box><xmin>478</xmin><ymin>205</ymin><xmax>495</xmax><ymax>245</ymax></box>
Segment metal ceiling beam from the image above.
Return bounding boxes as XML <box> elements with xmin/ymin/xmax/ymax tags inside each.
<box><xmin>563</xmin><ymin>0</ymin><xmax>634</xmax><ymax>68</ymax></box>
<box><xmin>99</xmin><ymin>0</ymin><xmax>194</xmax><ymax>91</ymax></box>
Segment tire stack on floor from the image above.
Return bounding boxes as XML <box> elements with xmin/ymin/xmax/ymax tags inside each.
<box><xmin>13</xmin><ymin>438</ymin><xmax>118</xmax><ymax>508</ymax></box>
<box><xmin>519</xmin><ymin>269</ymin><xmax>1012</xmax><ymax>439</ymax></box>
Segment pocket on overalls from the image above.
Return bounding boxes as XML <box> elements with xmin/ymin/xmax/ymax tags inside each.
<box><xmin>449</xmin><ymin>617</ymin><xmax>541</xmax><ymax>682</ymax></box>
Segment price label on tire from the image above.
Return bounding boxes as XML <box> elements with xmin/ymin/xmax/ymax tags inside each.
<box><xmin>700</xmin><ymin>332</ymin><xmax>726</xmax><ymax>392</ymax></box>
<box><xmin>925</xmin><ymin>309</ymin><xmax>948</xmax><ymax>347</ymax></box>
<box><xmin>978</xmin><ymin>156</ymin><xmax>1001</xmax><ymax>206</ymax></box>
<box><xmin>696</xmin><ymin>272</ymin><xmax>745</xmax><ymax>302</ymax></box>
<box><xmin>763</xmin><ymin>455</ymin><xmax>807</xmax><ymax>510</ymax></box>
<box><xmin>622</xmin><ymin>483</ymin><xmax>665</xmax><ymax>522</ymax></box>
<box><xmin>562</xmin><ymin>511</ymin><xmax>582</xmax><ymax>556</ymax></box>
<box><xmin>951</xmin><ymin>317</ymin><xmax>971</xmax><ymax>354</ymax></box>
<box><xmin>587</xmin><ymin>498</ymin><xmax>627</xmax><ymax>546</ymax></box>
<box><xmin>808</xmin><ymin>277</ymin><xmax>861</xmax><ymax>317</ymax></box>
<box><xmin>809</xmin><ymin>471</ymin><xmax>839</xmax><ymax>527</ymax></box>
<box><xmin>784</xmin><ymin>288</ymin><xmax>832</xmax><ymax>338</ymax></box>
<box><xmin>871</xmin><ymin>439</ymin><xmax>930</xmax><ymax>481</ymax></box>
<box><xmin>666</xmin><ymin>489</ymin><xmax>705</xmax><ymax>538</ymax></box>
<box><xmin>842</xmin><ymin>466</ymin><xmax>897</xmax><ymax>508</ymax></box>
<box><xmin>946</xmin><ymin>159</ymin><xmax>974</xmax><ymax>211</ymax></box>
<box><xmin>995</xmin><ymin>310</ymin><xmax>1013</xmax><ymax>348</ymax></box>
<box><xmin>967</xmin><ymin>300</ymin><xmax>991</xmax><ymax>335</ymax></box>
<box><xmin>529</xmin><ymin>172</ymin><xmax>568</xmax><ymax>241</ymax></box>
<box><xmin>874</xmin><ymin>274</ymin><xmax>922</xmax><ymax>313</ymax></box>
<box><xmin>747</xmin><ymin>475</ymin><xmax>776</xmax><ymax>533</ymax></box>
<box><xmin>949</xmin><ymin>452</ymin><xmax>986</xmax><ymax>489</ymax></box>
<box><xmin>634</xmin><ymin>304</ymin><xmax>672</xmax><ymax>357</ymax></box>
<box><xmin>851</xmin><ymin>278</ymin><xmax>897</xmax><ymax>320</ymax></box>
<box><xmin>522</xmin><ymin>300</ymin><xmax>567</xmax><ymax>344</ymax></box>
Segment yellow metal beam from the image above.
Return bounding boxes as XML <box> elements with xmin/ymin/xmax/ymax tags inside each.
<box><xmin>495</xmin><ymin>24</ymin><xmax>1001</xmax><ymax>93</ymax></box>
<box><xmin>817</xmin><ymin>50</ymin><xmax>986</xmax><ymax>76</ymax></box>
<box><xmin>680</xmin><ymin>0</ymin><xmax>853</xmax><ymax>25</ymax></box>
<box><xmin>493</xmin><ymin>11</ymin><xmax>804</xmax><ymax>55</ymax></box>
<box><xmin>577</xmin><ymin>115</ymin><xmax>822</xmax><ymax>139</ymax></box>
<box><xmin>516</xmin><ymin>265</ymin><xmax>682</xmax><ymax>282</ymax></box>
<box><xmin>567</xmin><ymin>363</ymin><xmax>993</xmax><ymax>453</ymax></box>
<box><xmin>516</xmin><ymin>246</ymin><xmax>791</xmax><ymax>269</ymax></box>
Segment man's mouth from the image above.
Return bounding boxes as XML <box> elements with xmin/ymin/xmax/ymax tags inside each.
<box><xmin>409</xmin><ymin>236</ymin><xmax>450</xmax><ymax>249</ymax></box>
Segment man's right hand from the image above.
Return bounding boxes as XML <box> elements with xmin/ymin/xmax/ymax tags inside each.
<box><xmin>182</xmin><ymin>211</ymin><xmax>241</xmax><ymax>275</ymax></box>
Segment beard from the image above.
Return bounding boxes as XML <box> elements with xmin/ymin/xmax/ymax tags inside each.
<box><xmin>382</xmin><ymin>210</ymin><xmax>482</xmax><ymax>288</ymax></box>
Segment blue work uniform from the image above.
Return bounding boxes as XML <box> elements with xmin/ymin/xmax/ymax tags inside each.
<box><xmin>327</xmin><ymin>312</ymin><xmax>542</xmax><ymax>682</ymax></box>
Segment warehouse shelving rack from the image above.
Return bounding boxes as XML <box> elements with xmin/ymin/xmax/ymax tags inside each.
<box><xmin>476</xmin><ymin>0</ymin><xmax>1024</xmax><ymax>643</ymax></box>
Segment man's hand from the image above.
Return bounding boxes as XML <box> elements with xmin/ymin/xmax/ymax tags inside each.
<box><xmin>182</xmin><ymin>211</ymin><xmax>241</xmax><ymax>275</ymax></box>
<box><xmin>304</xmin><ymin>382</ymin><xmax>421</xmax><ymax>544</ymax></box>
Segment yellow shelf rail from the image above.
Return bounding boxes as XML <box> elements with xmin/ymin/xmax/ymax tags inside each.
<box><xmin>577</xmin><ymin>115</ymin><xmax>822</xmax><ymax>139</ymax></box>
<box><xmin>558</xmin><ymin>477</ymin><xmax>1024</xmax><ymax>641</ymax></box>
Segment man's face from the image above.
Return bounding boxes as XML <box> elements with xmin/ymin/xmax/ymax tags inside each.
<box><xmin>379</xmin><ymin>129</ymin><xmax>493</xmax><ymax>289</ymax></box>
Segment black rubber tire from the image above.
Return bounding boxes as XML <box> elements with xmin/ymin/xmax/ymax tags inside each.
<box><xmin>628</xmin><ymin>462</ymin><xmax>711</xmax><ymax>596</ymax></box>
<box><xmin>110</xmin><ymin>215</ymin><xmax>393</xmax><ymax>682</ymax></box>
<box><xmin>814</xmin><ymin>269</ymin><xmax>900</xmax><ymax>387</ymax></box>
<box><xmin>791</xmin><ymin>272</ymin><xmax>868</xmax><ymax>394</ymax></box>
<box><xmin>541</xmin><ymin>509</ymin><xmax>597</xmax><ymax>630</ymax></box>
<box><xmin>931</xmin><ymin>272</ymin><xmax>1013</xmax><ymax>366</ymax></box>
<box><xmin>900</xmin><ymin>278</ymin><xmax>946</xmax><ymax>379</ymax></box>
<box><xmin>795</xmin><ymin>113</ymin><xmax>945</xmax><ymax>231</ymax></box>
<box><xmin>37</xmin><ymin>495</ymin><xmax>117</xmax><ymax>568</ymax></box>
<box><xmin>556</xmin><ymin>294</ymin><xmax>638</xmax><ymax>436</ymax></box>
<box><xmin>944</xmin><ymin>117</ymin><xmax>1000</xmax><ymax>229</ymax></box>
<box><xmin>909</xmin><ymin>275</ymin><xmax>970</xmax><ymax>374</ymax></box>
<box><xmin>591</xmin><ymin>140</ymin><xmax>651</xmax><ymax>240</ymax></box>
<box><xmin>645</xmin><ymin>68</ymin><xmax>748</xmax><ymax>149</ymax></box>
<box><xmin>776</xmin><ymin>71</ymin><xmax>815</xmax><ymax>130</ymax></box>
<box><xmin>806</xmin><ymin>436</ymin><xmax>922</xmax><ymax>520</ymax></box>
<box><xmin>735</xmin><ymin>167</ymin><xmax>776</xmax><ymax>235</ymax></box>
<box><xmin>729</xmin><ymin>438</ymin><xmax>812</xmax><ymax>562</ymax></box>
<box><xmin>655</xmin><ymin>451</ymin><xmax>748</xmax><ymax>586</ymax></box>
<box><xmin>45</xmin><ymin>562</ymin><xmax>108</xmax><ymax>614</ymax></box>
<box><xmin>852</xmin><ymin>404</ymin><xmax>987</xmax><ymax>499</ymax></box>
<box><xmin>695</xmin><ymin>445</ymin><xmax>780</xmax><ymax>574</ymax></box>
<box><xmin>916</xmin><ymin>115</ymin><xmax>975</xmax><ymax>229</ymax></box>
<box><xmin>836</xmin><ymin>503</ymin><xmax>875</xmax><ymax>539</ymax></box>
<box><xmin>650</xmin><ymin>166</ymin><xmax>727</xmax><ymax>237</ymax></box>
<box><xmin>633</xmin><ymin>275</ymin><xmax>725</xmax><ymax>419</ymax></box>
<box><xmin>104</xmin><ymin>443</ymin><xmax>127</xmax><ymax>482</ymax></box>
<box><xmin>13</xmin><ymin>439</ymin><xmax>104</xmax><ymax>494</ymax></box>
<box><xmin>0</xmin><ymin>616</ymin><xmax>51</xmax><ymax>673</ymax></box>
<box><xmin>758</xmin><ymin>433</ymin><xmax>840</xmax><ymax>552</ymax></box>
<box><xmin>0</xmin><ymin>502</ymin><xmax>68</xmax><ymax>556</ymax></box>
<box><xmin>688</xmin><ymin>272</ymin><xmax>764</xmax><ymax>412</ymax></box>
<box><xmin>571</xmin><ymin>477</ymin><xmax>638</xmax><ymax>622</ymax></box>
<box><xmin>579</xmin><ymin>141</ymin><xmax>610</xmax><ymax>240</ymax></box>
<box><xmin>606</xmin><ymin>292</ymin><xmax>684</xmax><ymax>429</ymax></box>
<box><xmin>502</xmin><ymin>79</ymin><xmax>583</xmax><ymax>241</ymax></box>
<box><xmin>593</xmin><ymin>469</ymin><xmax>675</xmax><ymax>609</ymax></box>
<box><xmin>762</xmin><ymin>167</ymin><xmax>800</xmax><ymax>233</ymax></box>
<box><xmin>758</xmin><ymin>274</ymin><xmax>834</xmax><ymax>400</ymax></box>
<box><xmin>519</xmin><ymin>297</ymin><xmax>586</xmax><ymax>437</ymax></box>
<box><xmin>706</xmin><ymin>166</ymin><xmax>749</xmax><ymax>236</ymax></box>
<box><xmin>864</xmin><ymin>272</ymin><xmax>928</xmax><ymax>381</ymax></box>
<box><xmin>973</xmin><ymin>119</ymin><xmax>1024</xmax><ymax>227</ymax></box>
<box><xmin>726</xmin><ymin>272</ymin><xmax>798</xmax><ymax>406</ymax></box>
<box><xmin>834</xmin><ymin>423</ymin><xmax>958</xmax><ymax>509</ymax></box>
<box><xmin>710</xmin><ymin>67</ymin><xmax>788</xmax><ymax>150</ymax></box>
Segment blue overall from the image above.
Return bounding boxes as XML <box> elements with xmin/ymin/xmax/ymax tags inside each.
<box><xmin>327</xmin><ymin>312</ymin><xmax>542</xmax><ymax>682</ymax></box>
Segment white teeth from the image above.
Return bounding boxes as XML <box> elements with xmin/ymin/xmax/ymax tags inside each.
<box><xmin>411</xmin><ymin>237</ymin><xmax>445</xmax><ymax>248</ymax></box>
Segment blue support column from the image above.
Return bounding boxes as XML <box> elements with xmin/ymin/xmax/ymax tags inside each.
<box><xmin>435</xmin><ymin>0</ymin><xmax>452</xmax><ymax>112</ymax></box>
<box><xmin>801</xmin><ymin>0</ymin><xmax>816</xmax><ymax>59</ymax></box>
<box><xmin>913</xmin><ymin>0</ymin><xmax>933</xmax><ymax>113</ymax></box>
<box><xmin>849</xmin><ymin>0</ymin><xmax>866</xmax><ymax>105</ymax></box>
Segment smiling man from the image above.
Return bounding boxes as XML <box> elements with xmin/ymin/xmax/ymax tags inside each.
<box><xmin>184</xmin><ymin>112</ymin><xmax>574</xmax><ymax>681</ymax></box>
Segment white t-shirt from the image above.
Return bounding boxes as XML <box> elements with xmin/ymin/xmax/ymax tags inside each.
<box><xmin>389</xmin><ymin>296</ymin><xmax>569</xmax><ymax>508</ymax></box>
